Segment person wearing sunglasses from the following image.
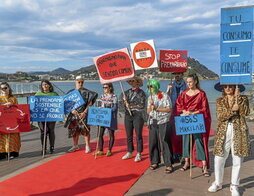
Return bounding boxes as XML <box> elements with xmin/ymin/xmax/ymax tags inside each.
<box><xmin>64</xmin><ymin>76</ymin><xmax>98</xmax><ymax>153</ymax></box>
<box><xmin>120</xmin><ymin>76</ymin><xmax>146</xmax><ymax>162</ymax></box>
<box><xmin>208</xmin><ymin>83</ymin><xmax>249</xmax><ymax>196</ymax></box>
<box><xmin>35</xmin><ymin>80</ymin><xmax>59</xmax><ymax>154</ymax></box>
<box><xmin>147</xmin><ymin>79</ymin><xmax>174</xmax><ymax>173</ymax></box>
<box><xmin>0</xmin><ymin>82</ymin><xmax>21</xmax><ymax>160</ymax></box>
<box><xmin>94</xmin><ymin>83</ymin><xmax>118</xmax><ymax>157</ymax></box>
<box><xmin>175</xmin><ymin>73</ymin><xmax>211</xmax><ymax>177</ymax></box>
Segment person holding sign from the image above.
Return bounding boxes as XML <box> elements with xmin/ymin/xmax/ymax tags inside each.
<box><xmin>120</xmin><ymin>76</ymin><xmax>146</xmax><ymax>162</ymax></box>
<box><xmin>175</xmin><ymin>73</ymin><xmax>211</xmax><ymax>176</ymax></box>
<box><xmin>35</xmin><ymin>80</ymin><xmax>59</xmax><ymax>154</ymax></box>
<box><xmin>0</xmin><ymin>82</ymin><xmax>21</xmax><ymax>159</ymax></box>
<box><xmin>166</xmin><ymin>72</ymin><xmax>187</xmax><ymax>163</ymax></box>
<box><xmin>147</xmin><ymin>79</ymin><xmax>174</xmax><ymax>173</ymax></box>
<box><xmin>65</xmin><ymin>76</ymin><xmax>98</xmax><ymax>153</ymax></box>
<box><xmin>94</xmin><ymin>83</ymin><xmax>118</xmax><ymax>157</ymax></box>
<box><xmin>208</xmin><ymin>83</ymin><xmax>249</xmax><ymax>196</ymax></box>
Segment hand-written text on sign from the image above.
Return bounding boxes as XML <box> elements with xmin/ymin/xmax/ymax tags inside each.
<box><xmin>175</xmin><ymin>114</ymin><xmax>206</xmax><ymax>135</ymax></box>
<box><xmin>63</xmin><ymin>89</ymin><xmax>85</xmax><ymax>114</ymax></box>
<box><xmin>29</xmin><ymin>96</ymin><xmax>64</xmax><ymax>122</ymax></box>
<box><xmin>87</xmin><ymin>107</ymin><xmax>112</xmax><ymax>127</ymax></box>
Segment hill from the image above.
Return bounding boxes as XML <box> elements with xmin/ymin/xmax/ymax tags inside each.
<box><xmin>64</xmin><ymin>57</ymin><xmax>218</xmax><ymax>80</ymax></box>
<box><xmin>30</xmin><ymin>67</ymin><xmax>70</xmax><ymax>75</ymax></box>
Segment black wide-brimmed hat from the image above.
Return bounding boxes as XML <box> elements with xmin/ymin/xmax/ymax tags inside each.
<box><xmin>214</xmin><ymin>82</ymin><xmax>245</xmax><ymax>92</ymax></box>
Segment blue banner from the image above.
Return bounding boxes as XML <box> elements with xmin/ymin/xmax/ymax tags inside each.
<box><xmin>29</xmin><ymin>96</ymin><xmax>64</xmax><ymax>122</ymax></box>
<box><xmin>87</xmin><ymin>107</ymin><xmax>112</xmax><ymax>127</ymax></box>
<box><xmin>175</xmin><ymin>114</ymin><xmax>206</xmax><ymax>135</ymax></box>
<box><xmin>220</xmin><ymin>6</ymin><xmax>254</xmax><ymax>84</ymax></box>
<box><xmin>63</xmin><ymin>89</ymin><xmax>85</xmax><ymax>114</ymax></box>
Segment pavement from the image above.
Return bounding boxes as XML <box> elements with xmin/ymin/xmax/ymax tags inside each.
<box><xmin>0</xmin><ymin>120</ymin><xmax>253</xmax><ymax>196</ymax></box>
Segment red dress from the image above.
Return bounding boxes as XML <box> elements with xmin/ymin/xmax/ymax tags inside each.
<box><xmin>175</xmin><ymin>89</ymin><xmax>211</xmax><ymax>169</ymax></box>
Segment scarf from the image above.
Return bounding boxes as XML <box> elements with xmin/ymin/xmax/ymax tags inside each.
<box><xmin>171</xmin><ymin>79</ymin><xmax>187</xmax><ymax>107</ymax></box>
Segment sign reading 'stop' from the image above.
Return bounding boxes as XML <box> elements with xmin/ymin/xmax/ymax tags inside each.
<box><xmin>130</xmin><ymin>40</ymin><xmax>158</xmax><ymax>70</ymax></box>
<box><xmin>93</xmin><ymin>48</ymin><xmax>134</xmax><ymax>84</ymax></box>
<box><xmin>159</xmin><ymin>50</ymin><xmax>188</xmax><ymax>72</ymax></box>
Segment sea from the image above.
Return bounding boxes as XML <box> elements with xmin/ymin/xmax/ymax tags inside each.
<box><xmin>9</xmin><ymin>80</ymin><xmax>253</xmax><ymax>120</ymax></box>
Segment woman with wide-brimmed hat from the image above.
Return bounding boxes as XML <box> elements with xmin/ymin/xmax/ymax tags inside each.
<box><xmin>208</xmin><ymin>82</ymin><xmax>250</xmax><ymax>196</ymax></box>
<box><xmin>120</xmin><ymin>76</ymin><xmax>146</xmax><ymax>162</ymax></box>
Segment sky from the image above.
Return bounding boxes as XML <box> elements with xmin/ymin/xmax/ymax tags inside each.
<box><xmin>0</xmin><ymin>0</ymin><xmax>253</xmax><ymax>74</ymax></box>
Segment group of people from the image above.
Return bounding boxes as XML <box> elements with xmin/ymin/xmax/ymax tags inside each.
<box><xmin>0</xmin><ymin>72</ymin><xmax>251</xmax><ymax>196</ymax></box>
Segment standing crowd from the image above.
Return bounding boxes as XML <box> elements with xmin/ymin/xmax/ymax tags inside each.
<box><xmin>0</xmin><ymin>73</ymin><xmax>250</xmax><ymax>196</ymax></box>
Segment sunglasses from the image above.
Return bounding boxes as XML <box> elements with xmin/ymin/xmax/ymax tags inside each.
<box><xmin>147</xmin><ymin>85</ymin><xmax>153</xmax><ymax>88</ymax></box>
<box><xmin>128</xmin><ymin>80</ymin><xmax>135</xmax><ymax>82</ymax></box>
<box><xmin>103</xmin><ymin>86</ymin><xmax>109</xmax><ymax>89</ymax></box>
<box><xmin>1</xmin><ymin>87</ymin><xmax>8</xmax><ymax>90</ymax></box>
<box><xmin>223</xmin><ymin>85</ymin><xmax>235</xmax><ymax>89</ymax></box>
<box><xmin>77</xmin><ymin>81</ymin><xmax>84</xmax><ymax>84</ymax></box>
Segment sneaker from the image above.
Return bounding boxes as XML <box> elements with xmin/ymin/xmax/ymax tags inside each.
<box><xmin>85</xmin><ymin>146</ymin><xmax>91</xmax><ymax>153</ymax></box>
<box><xmin>230</xmin><ymin>185</ymin><xmax>240</xmax><ymax>196</ymax></box>
<box><xmin>68</xmin><ymin>146</ymin><xmax>79</xmax><ymax>153</ymax></box>
<box><xmin>106</xmin><ymin>150</ymin><xmax>112</xmax><ymax>157</ymax></box>
<box><xmin>122</xmin><ymin>152</ymin><xmax>132</xmax><ymax>160</ymax></box>
<box><xmin>93</xmin><ymin>151</ymin><xmax>104</xmax><ymax>156</ymax></box>
<box><xmin>208</xmin><ymin>182</ymin><xmax>222</xmax><ymax>192</ymax></box>
<box><xmin>134</xmin><ymin>153</ymin><xmax>142</xmax><ymax>162</ymax></box>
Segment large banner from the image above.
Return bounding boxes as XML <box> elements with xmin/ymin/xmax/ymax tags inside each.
<box><xmin>87</xmin><ymin>107</ymin><xmax>112</xmax><ymax>127</ymax></box>
<box><xmin>130</xmin><ymin>40</ymin><xmax>158</xmax><ymax>70</ymax></box>
<box><xmin>220</xmin><ymin>6</ymin><xmax>254</xmax><ymax>84</ymax></box>
<box><xmin>93</xmin><ymin>48</ymin><xmax>135</xmax><ymax>84</ymax></box>
<box><xmin>159</xmin><ymin>50</ymin><xmax>188</xmax><ymax>72</ymax></box>
<box><xmin>63</xmin><ymin>89</ymin><xmax>85</xmax><ymax>114</ymax></box>
<box><xmin>175</xmin><ymin>114</ymin><xmax>206</xmax><ymax>135</ymax></box>
<box><xmin>0</xmin><ymin>104</ymin><xmax>30</xmax><ymax>133</ymax></box>
<box><xmin>29</xmin><ymin>96</ymin><xmax>64</xmax><ymax>122</ymax></box>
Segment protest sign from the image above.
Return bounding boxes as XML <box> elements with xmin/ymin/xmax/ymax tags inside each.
<box><xmin>93</xmin><ymin>48</ymin><xmax>134</xmax><ymax>84</ymax></box>
<box><xmin>29</xmin><ymin>96</ymin><xmax>64</xmax><ymax>122</ymax></box>
<box><xmin>175</xmin><ymin>114</ymin><xmax>206</xmax><ymax>135</ymax></box>
<box><xmin>0</xmin><ymin>104</ymin><xmax>30</xmax><ymax>133</ymax></box>
<box><xmin>159</xmin><ymin>50</ymin><xmax>188</xmax><ymax>72</ymax></box>
<box><xmin>130</xmin><ymin>40</ymin><xmax>158</xmax><ymax>70</ymax></box>
<box><xmin>87</xmin><ymin>107</ymin><xmax>112</xmax><ymax>127</ymax></box>
<box><xmin>63</xmin><ymin>89</ymin><xmax>85</xmax><ymax>114</ymax></box>
<box><xmin>220</xmin><ymin>6</ymin><xmax>254</xmax><ymax>84</ymax></box>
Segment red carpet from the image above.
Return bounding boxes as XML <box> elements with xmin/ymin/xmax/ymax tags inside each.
<box><xmin>0</xmin><ymin>125</ymin><xmax>150</xmax><ymax>196</ymax></box>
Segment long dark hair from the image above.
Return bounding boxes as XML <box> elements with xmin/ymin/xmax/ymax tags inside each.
<box><xmin>0</xmin><ymin>82</ymin><xmax>13</xmax><ymax>97</ymax></box>
<box><xmin>187</xmin><ymin>73</ymin><xmax>200</xmax><ymax>89</ymax></box>
<box><xmin>40</xmin><ymin>80</ymin><xmax>54</xmax><ymax>93</ymax></box>
<box><xmin>104</xmin><ymin>83</ymin><xmax>114</xmax><ymax>94</ymax></box>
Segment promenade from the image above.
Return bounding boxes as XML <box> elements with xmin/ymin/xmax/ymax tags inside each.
<box><xmin>0</xmin><ymin>120</ymin><xmax>253</xmax><ymax>196</ymax></box>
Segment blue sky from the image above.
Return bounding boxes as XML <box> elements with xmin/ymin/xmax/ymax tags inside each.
<box><xmin>0</xmin><ymin>0</ymin><xmax>253</xmax><ymax>73</ymax></box>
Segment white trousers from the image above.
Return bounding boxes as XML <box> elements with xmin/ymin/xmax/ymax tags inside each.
<box><xmin>214</xmin><ymin>122</ymin><xmax>243</xmax><ymax>185</ymax></box>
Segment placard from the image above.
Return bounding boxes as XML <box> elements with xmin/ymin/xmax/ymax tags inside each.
<box><xmin>0</xmin><ymin>104</ymin><xmax>30</xmax><ymax>133</ymax></box>
<box><xmin>93</xmin><ymin>48</ymin><xmax>134</xmax><ymax>84</ymax></box>
<box><xmin>29</xmin><ymin>96</ymin><xmax>64</xmax><ymax>122</ymax></box>
<box><xmin>159</xmin><ymin>50</ymin><xmax>188</xmax><ymax>72</ymax></box>
<box><xmin>130</xmin><ymin>40</ymin><xmax>158</xmax><ymax>70</ymax></box>
<box><xmin>175</xmin><ymin>114</ymin><xmax>206</xmax><ymax>135</ymax></box>
<box><xmin>87</xmin><ymin>107</ymin><xmax>112</xmax><ymax>127</ymax></box>
<box><xmin>220</xmin><ymin>6</ymin><xmax>254</xmax><ymax>84</ymax></box>
<box><xmin>63</xmin><ymin>89</ymin><xmax>85</xmax><ymax>114</ymax></box>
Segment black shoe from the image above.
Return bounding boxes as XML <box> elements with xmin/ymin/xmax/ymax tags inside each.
<box><xmin>50</xmin><ymin>147</ymin><xmax>54</xmax><ymax>154</ymax></box>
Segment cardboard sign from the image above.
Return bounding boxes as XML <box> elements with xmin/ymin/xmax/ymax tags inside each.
<box><xmin>159</xmin><ymin>50</ymin><xmax>188</xmax><ymax>72</ymax></box>
<box><xmin>63</xmin><ymin>90</ymin><xmax>85</xmax><ymax>114</ymax></box>
<box><xmin>175</xmin><ymin>114</ymin><xmax>206</xmax><ymax>135</ymax></box>
<box><xmin>29</xmin><ymin>96</ymin><xmax>64</xmax><ymax>122</ymax></box>
<box><xmin>220</xmin><ymin>6</ymin><xmax>253</xmax><ymax>84</ymax></box>
<box><xmin>130</xmin><ymin>40</ymin><xmax>158</xmax><ymax>70</ymax></box>
<box><xmin>87</xmin><ymin>107</ymin><xmax>112</xmax><ymax>127</ymax></box>
<box><xmin>0</xmin><ymin>104</ymin><xmax>30</xmax><ymax>133</ymax></box>
<box><xmin>93</xmin><ymin>48</ymin><xmax>135</xmax><ymax>84</ymax></box>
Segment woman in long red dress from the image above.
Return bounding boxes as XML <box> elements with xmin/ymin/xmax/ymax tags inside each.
<box><xmin>175</xmin><ymin>73</ymin><xmax>211</xmax><ymax>176</ymax></box>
